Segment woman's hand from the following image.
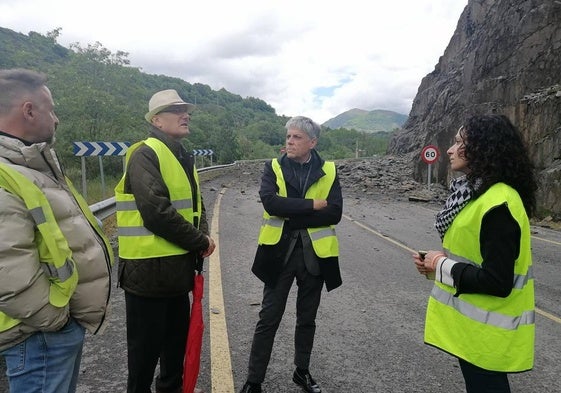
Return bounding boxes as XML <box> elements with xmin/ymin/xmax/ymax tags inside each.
<box><xmin>413</xmin><ymin>250</ymin><xmax>447</xmax><ymax>275</ymax></box>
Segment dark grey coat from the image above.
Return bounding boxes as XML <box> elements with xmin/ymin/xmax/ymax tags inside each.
<box><xmin>252</xmin><ymin>150</ymin><xmax>343</xmax><ymax>291</ymax></box>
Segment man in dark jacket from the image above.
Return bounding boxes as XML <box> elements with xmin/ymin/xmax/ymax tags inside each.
<box><xmin>115</xmin><ymin>89</ymin><xmax>215</xmax><ymax>393</ymax></box>
<box><xmin>239</xmin><ymin>116</ymin><xmax>343</xmax><ymax>393</ymax></box>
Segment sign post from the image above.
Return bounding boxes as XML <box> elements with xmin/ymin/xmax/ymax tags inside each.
<box><xmin>73</xmin><ymin>143</ymin><xmax>217</xmax><ymax>200</ymax></box>
<box><xmin>73</xmin><ymin>141</ymin><xmax>130</xmax><ymax>198</ymax></box>
<box><xmin>421</xmin><ymin>145</ymin><xmax>440</xmax><ymax>190</ymax></box>
<box><xmin>192</xmin><ymin>149</ymin><xmax>214</xmax><ymax>167</ymax></box>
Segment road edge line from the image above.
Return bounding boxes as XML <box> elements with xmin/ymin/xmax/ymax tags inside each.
<box><xmin>209</xmin><ymin>188</ymin><xmax>235</xmax><ymax>392</ymax></box>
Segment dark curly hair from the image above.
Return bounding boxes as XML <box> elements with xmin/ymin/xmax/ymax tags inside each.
<box><xmin>461</xmin><ymin>114</ymin><xmax>537</xmax><ymax>217</ymax></box>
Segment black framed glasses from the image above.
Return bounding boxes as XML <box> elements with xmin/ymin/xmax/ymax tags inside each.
<box><xmin>157</xmin><ymin>106</ymin><xmax>191</xmax><ymax>116</ymax></box>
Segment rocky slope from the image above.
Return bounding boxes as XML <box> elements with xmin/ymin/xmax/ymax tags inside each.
<box><xmin>211</xmin><ymin>156</ymin><xmax>446</xmax><ymax>202</ymax></box>
<box><xmin>387</xmin><ymin>0</ymin><xmax>561</xmax><ymax>217</ymax></box>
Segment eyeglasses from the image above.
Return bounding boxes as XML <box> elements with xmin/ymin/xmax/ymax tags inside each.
<box><xmin>157</xmin><ymin>106</ymin><xmax>191</xmax><ymax>116</ymax></box>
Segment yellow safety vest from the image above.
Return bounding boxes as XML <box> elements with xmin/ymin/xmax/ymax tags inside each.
<box><xmin>258</xmin><ymin>159</ymin><xmax>339</xmax><ymax>258</ymax></box>
<box><xmin>115</xmin><ymin>137</ymin><xmax>202</xmax><ymax>259</ymax></box>
<box><xmin>0</xmin><ymin>164</ymin><xmax>79</xmax><ymax>332</ymax></box>
<box><xmin>425</xmin><ymin>182</ymin><xmax>534</xmax><ymax>372</ymax></box>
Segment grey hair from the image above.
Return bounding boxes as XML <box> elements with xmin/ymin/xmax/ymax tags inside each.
<box><xmin>285</xmin><ymin>116</ymin><xmax>321</xmax><ymax>139</ymax></box>
<box><xmin>0</xmin><ymin>69</ymin><xmax>47</xmax><ymax>114</ymax></box>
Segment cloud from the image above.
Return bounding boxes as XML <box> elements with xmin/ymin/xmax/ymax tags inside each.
<box><xmin>0</xmin><ymin>0</ymin><xmax>467</xmax><ymax>123</ymax></box>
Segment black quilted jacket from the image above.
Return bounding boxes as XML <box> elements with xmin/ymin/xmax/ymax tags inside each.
<box><xmin>117</xmin><ymin>129</ymin><xmax>210</xmax><ymax>297</ymax></box>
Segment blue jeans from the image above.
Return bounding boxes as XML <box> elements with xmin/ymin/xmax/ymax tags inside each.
<box><xmin>1</xmin><ymin>318</ymin><xmax>85</xmax><ymax>393</ymax></box>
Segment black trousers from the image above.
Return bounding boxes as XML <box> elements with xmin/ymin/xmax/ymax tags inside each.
<box><xmin>125</xmin><ymin>291</ymin><xmax>190</xmax><ymax>393</ymax></box>
<box><xmin>247</xmin><ymin>246</ymin><xmax>324</xmax><ymax>383</ymax></box>
<box><xmin>459</xmin><ymin>358</ymin><xmax>511</xmax><ymax>393</ymax></box>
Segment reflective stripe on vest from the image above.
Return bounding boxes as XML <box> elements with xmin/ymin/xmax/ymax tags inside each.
<box><xmin>257</xmin><ymin>159</ymin><xmax>339</xmax><ymax>258</ymax></box>
<box><xmin>115</xmin><ymin>137</ymin><xmax>202</xmax><ymax>259</ymax></box>
<box><xmin>0</xmin><ymin>163</ymin><xmax>80</xmax><ymax>332</ymax></box>
<box><xmin>425</xmin><ymin>182</ymin><xmax>534</xmax><ymax>372</ymax></box>
<box><xmin>430</xmin><ymin>284</ymin><xmax>535</xmax><ymax>330</ymax></box>
<box><xmin>116</xmin><ymin>199</ymin><xmax>193</xmax><ymax>236</ymax></box>
<box><xmin>26</xmin><ymin>206</ymin><xmax>73</xmax><ymax>281</ymax></box>
<box><xmin>258</xmin><ymin>160</ymin><xmax>288</xmax><ymax>244</ymax></box>
<box><xmin>65</xmin><ymin>177</ymin><xmax>115</xmax><ymax>272</ymax></box>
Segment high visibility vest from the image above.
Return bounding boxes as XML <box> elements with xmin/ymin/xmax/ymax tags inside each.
<box><xmin>425</xmin><ymin>182</ymin><xmax>534</xmax><ymax>372</ymax></box>
<box><xmin>0</xmin><ymin>163</ymin><xmax>80</xmax><ymax>332</ymax></box>
<box><xmin>258</xmin><ymin>159</ymin><xmax>339</xmax><ymax>258</ymax></box>
<box><xmin>115</xmin><ymin>137</ymin><xmax>202</xmax><ymax>259</ymax></box>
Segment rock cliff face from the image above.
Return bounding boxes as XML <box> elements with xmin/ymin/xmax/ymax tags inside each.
<box><xmin>388</xmin><ymin>0</ymin><xmax>561</xmax><ymax>217</ymax></box>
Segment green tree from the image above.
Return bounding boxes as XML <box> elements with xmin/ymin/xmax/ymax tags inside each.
<box><xmin>0</xmin><ymin>28</ymin><xmax>394</xmax><ymax>175</ymax></box>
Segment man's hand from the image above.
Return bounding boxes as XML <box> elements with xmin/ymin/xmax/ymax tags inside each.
<box><xmin>313</xmin><ymin>199</ymin><xmax>328</xmax><ymax>210</ymax></box>
<box><xmin>201</xmin><ymin>235</ymin><xmax>216</xmax><ymax>258</ymax></box>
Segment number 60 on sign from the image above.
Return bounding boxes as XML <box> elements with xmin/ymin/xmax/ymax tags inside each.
<box><xmin>421</xmin><ymin>145</ymin><xmax>439</xmax><ymax>164</ymax></box>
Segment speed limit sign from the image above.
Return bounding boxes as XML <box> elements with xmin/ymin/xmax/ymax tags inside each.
<box><xmin>421</xmin><ymin>145</ymin><xmax>440</xmax><ymax>164</ymax></box>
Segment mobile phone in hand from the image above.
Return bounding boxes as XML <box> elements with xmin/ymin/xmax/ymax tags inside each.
<box><xmin>417</xmin><ymin>250</ymin><xmax>434</xmax><ymax>280</ymax></box>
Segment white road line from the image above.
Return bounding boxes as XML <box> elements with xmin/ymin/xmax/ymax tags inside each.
<box><xmin>343</xmin><ymin>213</ymin><xmax>561</xmax><ymax>325</ymax></box>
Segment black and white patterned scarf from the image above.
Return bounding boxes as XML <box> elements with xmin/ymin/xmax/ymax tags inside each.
<box><xmin>435</xmin><ymin>176</ymin><xmax>479</xmax><ymax>239</ymax></box>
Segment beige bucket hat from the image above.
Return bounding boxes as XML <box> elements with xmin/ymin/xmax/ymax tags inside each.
<box><xmin>145</xmin><ymin>89</ymin><xmax>195</xmax><ymax>123</ymax></box>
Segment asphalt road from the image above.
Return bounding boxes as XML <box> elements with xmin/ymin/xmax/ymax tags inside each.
<box><xmin>2</xmin><ymin>163</ymin><xmax>561</xmax><ymax>393</ymax></box>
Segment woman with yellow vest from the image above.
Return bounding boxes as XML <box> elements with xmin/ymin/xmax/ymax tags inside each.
<box><xmin>115</xmin><ymin>89</ymin><xmax>215</xmax><ymax>393</ymax></box>
<box><xmin>239</xmin><ymin>116</ymin><xmax>343</xmax><ymax>393</ymax></box>
<box><xmin>414</xmin><ymin>114</ymin><xmax>537</xmax><ymax>393</ymax></box>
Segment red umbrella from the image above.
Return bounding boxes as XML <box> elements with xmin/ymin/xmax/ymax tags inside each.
<box><xmin>183</xmin><ymin>264</ymin><xmax>205</xmax><ymax>393</ymax></box>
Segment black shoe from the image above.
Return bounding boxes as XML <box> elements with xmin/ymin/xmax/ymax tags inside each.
<box><xmin>239</xmin><ymin>381</ymin><xmax>262</xmax><ymax>393</ymax></box>
<box><xmin>293</xmin><ymin>369</ymin><xmax>321</xmax><ymax>393</ymax></box>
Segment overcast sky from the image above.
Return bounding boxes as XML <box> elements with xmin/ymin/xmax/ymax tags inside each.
<box><xmin>1</xmin><ymin>0</ymin><xmax>468</xmax><ymax>124</ymax></box>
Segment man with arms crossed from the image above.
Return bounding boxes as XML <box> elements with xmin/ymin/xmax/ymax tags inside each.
<box><xmin>240</xmin><ymin>116</ymin><xmax>343</xmax><ymax>393</ymax></box>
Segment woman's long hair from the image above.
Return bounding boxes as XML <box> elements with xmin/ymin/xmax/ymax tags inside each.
<box><xmin>462</xmin><ymin>114</ymin><xmax>537</xmax><ymax>217</ymax></box>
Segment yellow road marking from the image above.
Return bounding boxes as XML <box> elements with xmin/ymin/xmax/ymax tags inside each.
<box><xmin>343</xmin><ymin>213</ymin><xmax>561</xmax><ymax>325</ymax></box>
<box><xmin>203</xmin><ymin>200</ymin><xmax>560</xmax><ymax>390</ymax></box>
<box><xmin>209</xmin><ymin>189</ymin><xmax>235</xmax><ymax>393</ymax></box>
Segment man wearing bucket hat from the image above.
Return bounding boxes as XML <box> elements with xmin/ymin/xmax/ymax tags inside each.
<box><xmin>115</xmin><ymin>89</ymin><xmax>215</xmax><ymax>393</ymax></box>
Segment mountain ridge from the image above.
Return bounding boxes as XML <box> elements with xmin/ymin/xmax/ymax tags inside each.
<box><xmin>323</xmin><ymin>108</ymin><xmax>407</xmax><ymax>133</ymax></box>
<box><xmin>0</xmin><ymin>26</ymin><xmax>392</xmax><ymax>165</ymax></box>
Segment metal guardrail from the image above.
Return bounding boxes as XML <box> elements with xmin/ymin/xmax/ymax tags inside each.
<box><xmin>89</xmin><ymin>197</ymin><xmax>117</xmax><ymax>220</ymax></box>
<box><xmin>89</xmin><ymin>163</ymin><xmax>236</xmax><ymax>219</ymax></box>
